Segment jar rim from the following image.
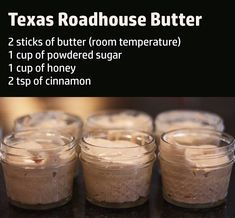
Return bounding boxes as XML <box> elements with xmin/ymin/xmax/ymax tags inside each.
<box><xmin>80</xmin><ymin>153</ymin><xmax>156</xmax><ymax>169</ymax></box>
<box><xmin>155</xmin><ymin>110</ymin><xmax>224</xmax><ymax>126</ymax></box>
<box><xmin>81</xmin><ymin>129</ymin><xmax>155</xmax><ymax>149</ymax></box>
<box><xmin>87</xmin><ymin>109</ymin><xmax>152</xmax><ymax>127</ymax></box>
<box><xmin>161</xmin><ymin>128</ymin><xmax>234</xmax><ymax>150</ymax></box>
<box><xmin>14</xmin><ymin>110</ymin><xmax>83</xmax><ymax>130</ymax></box>
<box><xmin>1</xmin><ymin>129</ymin><xmax>76</xmax><ymax>152</ymax></box>
<box><xmin>158</xmin><ymin>153</ymin><xmax>234</xmax><ymax>169</ymax></box>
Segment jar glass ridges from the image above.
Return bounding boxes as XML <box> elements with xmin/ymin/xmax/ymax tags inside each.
<box><xmin>0</xmin><ymin>130</ymin><xmax>77</xmax><ymax>210</ymax></box>
<box><xmin>80</xmin><ymin>129</ymin><xmax>156</xmax><ymax>208</ymax></box>
<box><xmin>159</xmin><ymin>128</ymin><xmax>234</xmax><ymax>209</ymax></box>
<box><xmin>85</xmin><ymin>110</ymin><xmax>153</xmax><ymax>133</ymax></box>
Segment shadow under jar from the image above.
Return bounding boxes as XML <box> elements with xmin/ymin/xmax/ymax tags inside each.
<box><xmin>159</xmin><ymin>128</ymin><xmax>234</xmax><ymax>209</ymax></box>
<box><xmin>85</xmin><ymin>109</ymin><xmax>153</xmax><ymax>133</ymax></box>
<box><xmin>14</xmin><ymin>111</ymin><xmax>83</xmax><ymax>177</ymax></box>
<box><xmin>0</xmin><ymin>130</ymin><xmax>77</xmax><ymax>210</ymax></box>
<box><xmin>80</xmin><ymin>129</ymin><xmax>156</xmax><ymax>208</ymax></box>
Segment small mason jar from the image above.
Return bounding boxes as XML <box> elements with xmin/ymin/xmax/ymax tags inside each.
<box><xmin>85</xmin><ymin>110</ymin><xmax>153</xmax><ymax>133</ymax></box>
<box><xmin>0</xmin><ymin>130</ymin><xmax>77</xmax><ymax>210</ymax></box>
<box><xmin>14</xmin><ymin>111</ymin><xmax>83</xmax><ymax>140</ymax></box>
<box><xmin>159</xmin><ymin>128</ymin><xmax>234</xmax><ymax>209</ymax></box>
<box><xmin>155</xmin><ymin>110</ymin><xmax>224</xmax><ymax>142</ymax></box>
<box><xmin>14</xmin><ymin>111</ymin><xmax>83</xmax><ymax>177</ymax></box>
<box><xmin>80</xmin><ymin>129</ymin><xmax>156</xmax><ymax>208</ymax></box>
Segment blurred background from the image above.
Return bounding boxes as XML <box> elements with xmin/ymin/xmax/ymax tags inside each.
<box><xmin>0</xmin><ymin>97</ymin><xmax>235</xmax><ymax>136</ymax></box>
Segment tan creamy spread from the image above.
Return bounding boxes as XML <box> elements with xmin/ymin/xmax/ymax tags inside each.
<box><xmin>81</xmin><ymin>138</ymin><xmax>154</xmax><ymax>204</ymax></box>
<box><xmin>160</xmin><ymin>143</ymin><xmax>232</xmax><ymax>205</ymax></box>
<box><xmin>2</xmin><ymin>139</ymin><xmax>76</xmax><ymax>206</ymax></box>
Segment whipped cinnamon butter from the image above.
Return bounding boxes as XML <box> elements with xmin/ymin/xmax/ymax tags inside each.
<box><xmin>159</xmin><ymin>129</ymin><xmax>234</xmax><ymax>208</ymax></box>
<box><xmin>86</xmin><ymin>110</ymin><xmax>153</xmax><ymax>133</ymax></box>
<box><xmin>0</xmin><ymin>130</ymin><xmax>77</xmax><ymax>210</ymax></box>
<box><xmin>80</xmin><ymin>130</ymin><xmax>156</xmax><ymax>208</ymax></box>
<box><xmin>14</xmin><ymin>111</ymin><xmax>83</xmax><ymax>178</ymax></box>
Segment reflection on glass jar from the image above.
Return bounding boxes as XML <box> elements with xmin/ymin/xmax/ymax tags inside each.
<box><xmin>0</xmin><ymin>130</ymin><xmax>77</xmax><ymax>210</ymax></box>
<box><xmin>159</xmin><ymin>129</ymin><xmax>234</xmax><ymax>209</ymax></box>
<box><xmin>14</xmin><ymin>111</ymin><xmax>83</xmax><ymax>177</ymax></box>
<box><xmin>80</xmin><ymin>129</ymin><xmax>156</xmax><ymax>208</ymax></box>
<box><xmin>155</xmin><ymin>110</ymin><xmax>224</xmax><ymax>142</ymax></box>
<box><xmin>161</xmin><ymin>201</ymin><xmax>226</xmax><ymax>218</ymax></box>
<box><xmin>85</xmin><ymin>110</ymin><xmax>153</xmax><ymax>133</ymax></box>
<box><xmin>85</xmin><ymin>201</ymin><xmax>149</xmax><ymax>218</ymax></box>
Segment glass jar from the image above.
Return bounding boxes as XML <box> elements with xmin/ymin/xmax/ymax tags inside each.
<box><xmin>14</xmin><ymin>111</ymin><xmax>83</xmax><ymax>140</ymax></box>
<box><xmin>80</xmin><ymin>129</ymin><xmax>156</xmax><ymax>208</ymax></box>
<box><xmin>159</xmin><ymin>128</ymin><xmax>234</xmax><ymax>209</ymax></box>
<box><xmin>0</xmin><ymin>130</ymin><xmax>77</xmax><ymax>210</ymax></box>
<box><xmin>155</xmin><ymin>110</ymin><xmax>224</xmax><ymax>142</ymax></box>
<box><xmin>14</xmin><ymin>111</ymin><xmax>83</xmax><ymax>177</ymax></box>
<box><xmin>85</xmin><ymin>110</ymin><xmax>153</xmax><ymax>133</ymax></box>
